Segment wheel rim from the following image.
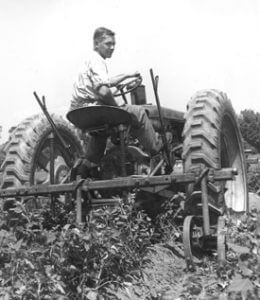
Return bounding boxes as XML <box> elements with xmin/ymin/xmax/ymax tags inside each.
<box><xmin>220</xmin><ymin>115</ymin><xmax>248</xmax><ymax>212</ymax></box>
<box><xmin>30</xmin><ymin>134</ymin><xmax>76</xmax><ymax>185</ymax></box>
<box><xmin>183</xmin><ymin>215</ymin><xmax>203</xmax><ymax>269</ymax></box>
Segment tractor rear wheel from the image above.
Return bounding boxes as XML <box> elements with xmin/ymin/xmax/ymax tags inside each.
<box><xmin>182</xmin><ymin>89</ymin><xmax>248</xmax><ymax>212</ymax></box>
<box><xmin>1</xmin><ymin>114</ymin><xmax>83</xmax><ymax>190</ymax></box>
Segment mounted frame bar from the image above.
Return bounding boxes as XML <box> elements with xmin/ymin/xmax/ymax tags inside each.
<box><xmin>0</xmin><ymin>168</ymin><xmax>237</xmax><ymax>199</ymax></box>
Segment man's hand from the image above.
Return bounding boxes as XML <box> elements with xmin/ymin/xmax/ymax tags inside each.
<box><xmin>97</xmin><ymin>85</ymin><xmax>118</xmax><ymax>106</ymax></box>
<box><xmin>109</xmin><ymin>71</ymin><xmax>141</xmax><ymax>88</ymax></box>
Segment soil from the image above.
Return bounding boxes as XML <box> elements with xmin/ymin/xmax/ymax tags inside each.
<box><xmin>111</xmin><ymin>198</ymin><xmax>260</xmax><ymax>300</ymax></box>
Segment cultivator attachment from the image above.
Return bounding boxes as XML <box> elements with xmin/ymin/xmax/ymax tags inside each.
<box><xmin>0</xmin><ymin>167</ymin><xmax>236</xmax><ymax>268</ymax></box>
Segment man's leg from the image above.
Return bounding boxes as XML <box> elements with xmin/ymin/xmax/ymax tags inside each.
<box><xmin>122</xmin><ymin>104</ymin><xmax>162</xmax><ymax>155</ymax></box>
<box><xmin>85</xmin><ymin>133</ymin><xmax>107</xmax><ymax>164</ymax></box>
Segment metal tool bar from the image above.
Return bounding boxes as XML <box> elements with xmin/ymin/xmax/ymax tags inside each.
<box><xmin>0</xmin><ymin>168</ymin><xmax>237</xmax><ymax>198</ymax></box>
<box><xmin>0</xmin><ymin>182</ymin><xmax>78</xmax><ymax>197</ymax></box>
<box><xmin>208</xmin><ymin>168</ymin><xmax>237</xmax><ymax>180</ymax></box>
<box><xmin>81</xmin><ymin>174</ymin><xmax>194</xmax><ymax>191</ymax></box>
<box><xmin>0</xmin><ymin>174</ymin><xmax>194</xmax><ymax>198</ymax></box>
<box><xmin>81</xmin><ymin>167</ymin><xmax>237</xmax><ymax>191</ymax></box>
<box><xmin>201</xmin><ymin>176</ymin><xmax>210</xmax><ymax>236</ymax></box>
<box><xmin>76</xmin><ymin>176</ymin><xmax>82</xmax><ymax>224</ymax></box>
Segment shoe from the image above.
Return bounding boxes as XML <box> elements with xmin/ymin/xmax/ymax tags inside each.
<box><xmin>127</xmin><ymin>145</ymin><xmax>150</xmax><ymax>163</ymax></box>
<box><xmin>149</xmin><ymin>153</ymin><xmax>164</xmax><ymax>175</ymax></box>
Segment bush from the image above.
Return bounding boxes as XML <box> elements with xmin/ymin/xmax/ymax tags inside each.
<box><xmin>0</xmin><ymin>195</ymin><xmax>155</xmax><ymax>299</ymax></box>
<box><xmin>247</xmin><ymin>171</ymin><xmax>260</xmax><ymax>193</ymax></box>
<box><xmin>239</xmin><ymin>109</ymin><xmax>260</xmax><ymax>152</ymax></box>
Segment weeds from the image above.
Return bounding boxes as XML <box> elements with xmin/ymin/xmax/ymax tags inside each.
<box><xmin>0</xmin><ymin>195</ymin><xmax>154</xmax><ymax>299</ymax></box>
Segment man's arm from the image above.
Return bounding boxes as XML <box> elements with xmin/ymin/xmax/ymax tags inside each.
<box><xmin>97</xmin><ymin>86</ymin><xmax>118</xmax><ymax>106</ymax></box>
<box><xmin>97</xmin><ymin>71</ymin><xmax>141</xmax><ymax>106</ymax></box>
<box><xmin>109</xmin><ymin>71</ymin><xmax>140</xmax><ymax>87</ymax></box>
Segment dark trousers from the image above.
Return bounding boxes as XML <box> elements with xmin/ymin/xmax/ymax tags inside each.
<box><xmin>85</xmin><ymin>104</ymin><xmax>161</xmax><ymax>163</ymax></box>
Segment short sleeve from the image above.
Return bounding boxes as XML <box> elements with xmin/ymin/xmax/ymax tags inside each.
<box><xmin>87</xmin><ymin>53</ymin><xmax>110</xmax><ymax>89</ymax></box>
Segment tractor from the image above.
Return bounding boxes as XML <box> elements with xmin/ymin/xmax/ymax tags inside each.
<box><xmin>0</xmin><ymin>69</ymin><xmax>248</xmax><ymax>268</ymax></box>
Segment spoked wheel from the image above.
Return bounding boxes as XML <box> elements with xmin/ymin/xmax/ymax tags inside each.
<box><xmin>113</xmin><ymin>76</ymin><xmax>142</xmax><ymax>97</ymax></box>
<box><xmin>30</xmin><ymin>135</ymin><xmax>75</xmax><ymax>186</ymax></box>
<box><xmin>1</xmin><ymin>114</ymin><xmax>83</xmax><ymax>207</ymax></box>
<box><xmin>183</xmin><ymin>215</ymin><xmax>203</xmax><ymax>270</ymax></box>
<box><xmin>217</xmin><ymin>216</ymin><xmax>226</xmax><ymax>267</ymax></box>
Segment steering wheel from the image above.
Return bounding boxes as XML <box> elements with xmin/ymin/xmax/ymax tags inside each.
<box><xmin>113</xmin><ymin>76</ymin><xmax>142</xmax><ymax>97</ymax></box>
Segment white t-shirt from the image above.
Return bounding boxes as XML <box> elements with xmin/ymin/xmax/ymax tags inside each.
<box><xmin>71</xmin><ymin>51</ymin><xmax>111</xmax><ymax>109</ymax></box>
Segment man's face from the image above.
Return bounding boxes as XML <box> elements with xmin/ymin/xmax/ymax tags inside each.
<box><xmin>95</xmin><ymin>34</ymin><xmax>115</xmax><ymax>59</ymax></box>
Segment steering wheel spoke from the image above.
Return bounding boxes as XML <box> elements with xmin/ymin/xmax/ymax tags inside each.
<box><xmin>113</xmin><ymin>76</ymin><xmax>142</xmax><ymax>97</ymax></box>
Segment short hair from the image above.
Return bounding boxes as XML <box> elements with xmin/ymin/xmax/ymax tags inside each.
<box><xmin>93</xmin><ymin>27</ymin><xmax>115</xmax><ymax>45</ymax></box>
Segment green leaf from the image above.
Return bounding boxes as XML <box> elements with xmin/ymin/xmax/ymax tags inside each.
<box><xmin>24</xmin><ymin>259</ymin><xmax>35</xmax><ymax>270</ymax></box>
<box><xmin>227</xmin><ymin>242</ymin><xmax>250</xmax><ymax>254</ymax></box>
<box><xmin>11</xmin><ymin>239</ymin><xmax>23</xmax><ymax>251</ymax></box>
<box><xmin>239</xmin><ymin>262</ymin><xmax>254</xmax><ymax>277</ymax></box>
<box><xmin>228</xmin><ymin>278</ymin><xmax>254</xmax><ymax>293</ymax></box>
<box><xmin>46</xmin><ymin>232</ymin><xmax>57</xmax><ymax>244</ymax></box>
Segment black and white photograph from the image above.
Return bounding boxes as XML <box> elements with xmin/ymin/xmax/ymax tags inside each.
<box><xmin>0</xmin><ymin>1</ymin><xmax>259</xmax><ymax>299</ymax></box>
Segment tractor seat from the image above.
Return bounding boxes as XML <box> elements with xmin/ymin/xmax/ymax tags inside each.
<box><xmin>67</xmin><ymin>105</ymin><xmax>132</xmax><ymax>132</ymax></box>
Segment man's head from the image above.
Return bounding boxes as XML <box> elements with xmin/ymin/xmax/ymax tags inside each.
<box><xmin>93</xmin><ymin>27</ymin><xmax>116</xmax><ymax>59</ymax></box>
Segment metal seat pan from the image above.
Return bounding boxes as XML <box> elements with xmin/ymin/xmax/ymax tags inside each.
<box><xmin>67</xmin><ymin>105</ymin><xmax>132</xmax><ymax>130</ymax></box>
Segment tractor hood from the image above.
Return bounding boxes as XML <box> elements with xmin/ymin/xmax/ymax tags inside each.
<box><xmin>143</xmin><ymin>105</ymin><xmax>185</xmax><ymax>123</ymax></box>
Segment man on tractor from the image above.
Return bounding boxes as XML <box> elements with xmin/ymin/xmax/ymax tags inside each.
<box><xmin>70</xmin><ymin>27</ymin><xmax>162</xmax><ymax>165</ymax></box>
